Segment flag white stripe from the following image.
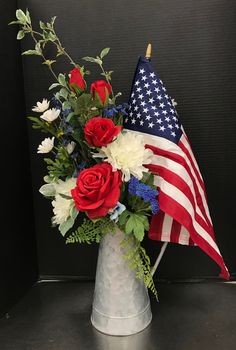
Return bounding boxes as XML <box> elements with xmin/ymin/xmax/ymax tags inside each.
<box><xmin>179</xmin><ymin>225</ymin><xmax>192</xmax><ymax>245</ymax></box>
<box><xmin>179</xmin><ymin>134</ymin><xmax>212</xmax><ymax>225</ymax></box>
<box><xmin>161</xmin><ymin>214</ymin><xmax>173</xmax><ymax>241</ymax></box>
<box><xmin>154</xmin><ymin>176</ymin><xmax>220</xmax><ymax>255</ymax></box>
<box><xmin>125</xmin><ymin>129</ymin><xmax>212</xmax><ymax>224</ymax></box>
<box><xmin>180</xmin><ymin>132</ymin><xmax>203</xmax><ymax>181</ymax></box>
<box><xmin>151</xmin><ymin>155</ymin><xmax>209</xmax><ymax>226</ymax></box>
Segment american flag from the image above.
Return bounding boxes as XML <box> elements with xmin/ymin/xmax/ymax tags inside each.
<box><xmin>124</xmin><ymin>56</ymin><xmax>229</xmax><ymax>279</ymax></box>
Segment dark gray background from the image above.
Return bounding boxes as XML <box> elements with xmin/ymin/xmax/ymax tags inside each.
<box><xmin>15</xmin><ymin>0</ymin><xmax>236</xmax><ymax>279</ymax></box>
<box><xmin>0</xmin><ymin>0</ymin><xmax>38</xmax><ymax>317</ymax></box>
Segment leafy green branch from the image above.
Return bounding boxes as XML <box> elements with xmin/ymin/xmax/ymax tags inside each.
<box><xmin>28</xmin><ymin>116</ymin><xmax>58</xmax><ymax>137</ymax></box>
<box><xmin>9</xmin><ymin>9</ymin><xmax>77</xmax><ymax>82</ymax></box>
<box><xmin>44</xmin><ymin>146</ymin><xmax>76</xmax><ymax>179</ymax></box>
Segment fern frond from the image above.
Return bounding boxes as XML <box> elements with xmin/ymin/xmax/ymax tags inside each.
<box><xmin>121</xmin><ymin>235</ymin><xmax>158</xmax><ymax>300</ymax></box>
<box><xmin>66</xmin><ymin>217</ymin><xmax>116</xmax><ymax>245</ymax></box>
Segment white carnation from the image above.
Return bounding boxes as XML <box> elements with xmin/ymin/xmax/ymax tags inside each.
<box><xmin>54</xmin><ymin>177</ymin><xmax>76</xmax><ymax>197</ymax></box>
<box><xmin>52</xmin><ymin>195</ymin><xmax>74</xmax><ymax>225</ymax></box>
<box><xmin>32</xmin><ymin>99</ymin><xmax>50</xmax><ymax>113</ymax></box>
<box><xmin>94</xmin><ymin>132</ymin><xmax>153</xmax><ymax>181</ymax></box>
<box><xmin>37</xmin><ymin>137</ymin><xmax>54</xmax><ymax>154</ymax></box>
<box><xmin>40</xmin><ymin>108</ymin><xmax>60</xmax><ymax>122</ymax></box>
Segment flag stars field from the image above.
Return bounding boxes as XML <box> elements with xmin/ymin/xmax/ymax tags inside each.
<box><xmin>124</xmin><ymin>57</ymin><xmax>182</xmax><ymax>143</ymax></box>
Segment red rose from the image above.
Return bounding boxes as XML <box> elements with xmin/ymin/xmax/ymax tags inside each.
<box><xmin>84</xmin><ymin>117</ymin><xmax>121</xmax><ymax>147</ymax></box>
<box><xmin>69</xmin><ymin>67</ymin><xmax>86</xmax><ymax>91</ymax></box>
<box><xmin>91</xmin><ymin>80</ymin><xmax>112</xmax><ymax>105</ymax></box>
<box><xmin>71</xmin><ymin>163</ymin><xmax>122</xmax><ymax>219</ymax></box>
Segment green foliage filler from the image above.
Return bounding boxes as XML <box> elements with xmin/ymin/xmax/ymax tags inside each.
<box><xmin>66</xmin><ymin>217</ymin><xmax>116</xmax><ymax>244</ymax></box>
<box><xmin>121</xmin><ymin>235</ymin><xmax>158</xmax><ymax>299</ymax></box>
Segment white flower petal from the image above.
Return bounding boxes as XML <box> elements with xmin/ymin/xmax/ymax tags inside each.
<box><xmin>52</xmin><ymin>195</ymin><xmax>75</xmax><ymax>225</ymax></box>
<box><xmin>40</xmin><ymin>108</ymin><xmax>60</xmax><ymax>122</ymax></box>
<box><xmin>66</xmin><ymin>141</ymin><xmax>76</xmax><ymax>155</ymax></box>
<box><xmin>32</xmin><ymin>99</ymin><xmax>50</xmax><ymax>113</ymax></box>
<box><xmin>54</xmin><ymin>178</ymin><xmax>76</xmax><ymax>197</ymax></box>
<box><xmin>93</xmin><ymin>132</ymin><xmax>153</xmax><ymax>181</ymax></box>
<box><xmin>37</xmin><ymin>137</ymin><xmax>55</xmax><ymax>154</ymax></box>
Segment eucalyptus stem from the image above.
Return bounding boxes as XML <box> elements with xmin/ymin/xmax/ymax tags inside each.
<box><xmin>29</xmin><ymin>29</ymin><xmax>58</xmax><ymax>81</ymax></box>
<box><xmin>31</xmin><ymin>27</ymin><xmax>77</xmax><ymax>67</ymax></box>
<box><xmin>52</xmin><ymin>29</ymin><xmax>77</xmax><ymax>67</ymax></box>
<box><xmin>99</xmin><ymin>63</ymin><xmax>115</xmax><ymax>99</ymax></box>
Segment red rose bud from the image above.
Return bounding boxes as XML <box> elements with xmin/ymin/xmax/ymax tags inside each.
<box><xmin>84</xmin><ymin>117</ymin><xmax>121</xmax><ymax>147</ymax></box>
<box><xmin>69</xmin><ymin>67</ymin><xmax>86</xmax><ymax>91</ymax></box>
<box><xmin>71</xmin><ymin>163</ymin><xmax>122</xmax><ymax>219</ymax></box>
<box><xmin>91</xmin><ymin>80</ymin><xmax>112</xmax><ymax>105</ymax></box>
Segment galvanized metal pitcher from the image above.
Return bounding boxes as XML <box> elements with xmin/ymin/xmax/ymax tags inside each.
<box><xmin>91</xmin><ymin>228</ymin><xmax>152</xmax><ymax>336</ymax></box>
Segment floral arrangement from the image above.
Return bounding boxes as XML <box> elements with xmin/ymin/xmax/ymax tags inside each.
<box><xmin>11</xmin><ymin>9</ymin><xmax>159</xmax><ymax>297</ymax></box>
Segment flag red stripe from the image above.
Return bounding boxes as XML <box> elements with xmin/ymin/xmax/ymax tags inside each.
<box><xmin>179</xmin><ymin>132</ymin><xmax>203</xmax><ymax>181</ymax></box>
<box><xmin>158</xmin><ymin>191</ymin><xmax>229</xmax><ymax>279</ymax></box>
<box><xmin>170</xmin><ymin>219</ymin><xmax>181</xmax><ymax>243</ymax></box>
<box><xmin>179</xmin><ymin>139</ymin><xmax>206</xmax><ymax>194</ymax></box>
<box><xmin>146</xmin><ymin>147</ymin><xmax>213</xmax><ymax>230</ymax></box>
<box><xmin>189</xmin><ymin>237</ymin><xmax>195</xmax><ymax>245</ymax></box>
<box><xmin>147</xmin><ymin>164</ymin><xmax>214</xmax><ymax>237</ymax></box>
<box><xmin>148</xmin><ymin>210</ymin><xmax>165</xmax><ymax>241</ymax></box>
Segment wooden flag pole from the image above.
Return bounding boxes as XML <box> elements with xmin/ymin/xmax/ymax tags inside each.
<box><xmin>145</xmin><ymin>43</ymin><xmax>169</xmax><ymax>277</ymax></box>
<box><xmin>145</xmin><ymin>43</ymin><xmax>152</xmax><ymax>59</ymax></box>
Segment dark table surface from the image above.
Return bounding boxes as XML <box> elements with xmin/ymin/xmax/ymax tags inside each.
<box><xmin>0</xmin><ymin>281</ymin><xmax>235</xmax><ymax>350</ymax></box>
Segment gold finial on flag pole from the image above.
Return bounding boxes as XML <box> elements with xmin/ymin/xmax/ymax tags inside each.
<box><xmin>145</xmin><ymin>43</ymin><xmax>152</xmax><ymax>59</ymax></box>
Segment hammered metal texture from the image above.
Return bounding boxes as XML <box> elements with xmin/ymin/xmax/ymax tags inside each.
<box><xmin>91</xmin><ymin>228</ymin><xmax>152</xmax><ymax>336</ymax></box>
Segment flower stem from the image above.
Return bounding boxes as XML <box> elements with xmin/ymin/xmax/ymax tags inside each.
<box><xmin>99</xmin><ymin>63</ymin><xmax>115</xmax><ymax>99</ymax></box>
<box><xmin>29</xmin><ymin>29</ymin><xmax>58</xmax><ymax>81</ymax></box>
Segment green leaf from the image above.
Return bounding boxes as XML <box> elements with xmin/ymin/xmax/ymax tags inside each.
<box><xmin>43</xmin><ymin>60</ymin><xmax>56</xmax><ymax>66</ymax></box>
<box><xmin>118</xmin><ymin>210</ymin><xmax>129</xmax><ymax>226</ymax></box>
<box><xmin>123</xmin><ymin>212</ymin><xmax>148</xmax><ymax>241</ymax></box>
<box><xmin>62</xmin><ymin>101</ymin><xmax>71</xmax><ymax>110</ymax></box>
<box><xmin>70</xmin><ymin>206</ymin><xmax>79</xmax><ymax>221</ymax></box>
<box><xmin>43</xmin><ymin>175</ymin><xmax>53</xmax><ymax>183</ymax></box>
<box><xmin>100</xmin><ymin>47</ymin><xmax>110</xmax><ymax>59</ymax></box>
<box><xmin>59</xmin><ymin>217</ymin><xmax>75</xmax><ymax>237</ymax></box>
<box><xmin>48</xmin><ymin>32</ymin><xmax>56</xmax><ymax>41</ymax></box>
<box><xmin>49</xmin><ymin>83</ymin><xmax>60</xmax><ymax>90</ymax></box>
<box><xmin>50</xmin><ymin>16</ymin><xmax>57</xmax><ymax>26</ymax></box>
<box><xmin>17</xmin><ymin>30</ymin><xmax>25</xmax><ymax>40</ymax></box>
<box><xmin>59</xmin><ymin>88</ymin><xmax>69</xmax><ymax>99</ymax></box>
<box><xmin>58</xmin><ymin>73</ymin><xmax>67</xmax><ymax>87</ymax></box>
<box><xmin>22</xmin><ymin>50</ymin><xmax>41</xmax><ymax>56</ymax></box>
<box><xmin>39</xmin><ymin>21</ymin><xmax>47</xmax><ymax>30</ymax></box>
<box><xmin>26</xmin><ymin>9</ymin><xmax>31</xmax><ymax>24</ymax></box>
<box><xmin>66</xmin><ymin>112</ymin><xmax>75</xmax><ymax>122</ymax></box>
<box><xmin>82</xmin><ymin>56</ymin><xmax>101</xmax><ymax>64</ymax></box>
<box><xmin>39</xmin><ymin>183</ymin><xmax>56</xmax><ymax>197</ymax></box>
<box><xmin>8</xmin><ymin>20</ymin><xmax>21</xmax><ymax>25</ymax></box>
<box><xmin>16</xmin><ymin>9</ymin><xmax>27</xmax><ymax>23</ymax></box>
<box><xmin>70</xmin><ymin>93</ymin><xmax>94</xmax><ymax>115</ymax></box>
<box><xmin>35</xmin><ymin>42</ymin><xmax>42</xmax><ymax>55</ymax></box>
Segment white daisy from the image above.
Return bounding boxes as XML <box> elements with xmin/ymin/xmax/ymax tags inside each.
<box><xmin>40</xmin><ymin>108</ymin><xmax>60</xmax><ymax>122</ymax></box>
<box><xmin>37</xmin><ymin>137</ymin><xmax>54</xmax><ymax>154</ymax></box>
<box><xmin>32</xmin><ymin>99</ymin><xmax>50</xmax><ymax>113</ymax></box>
